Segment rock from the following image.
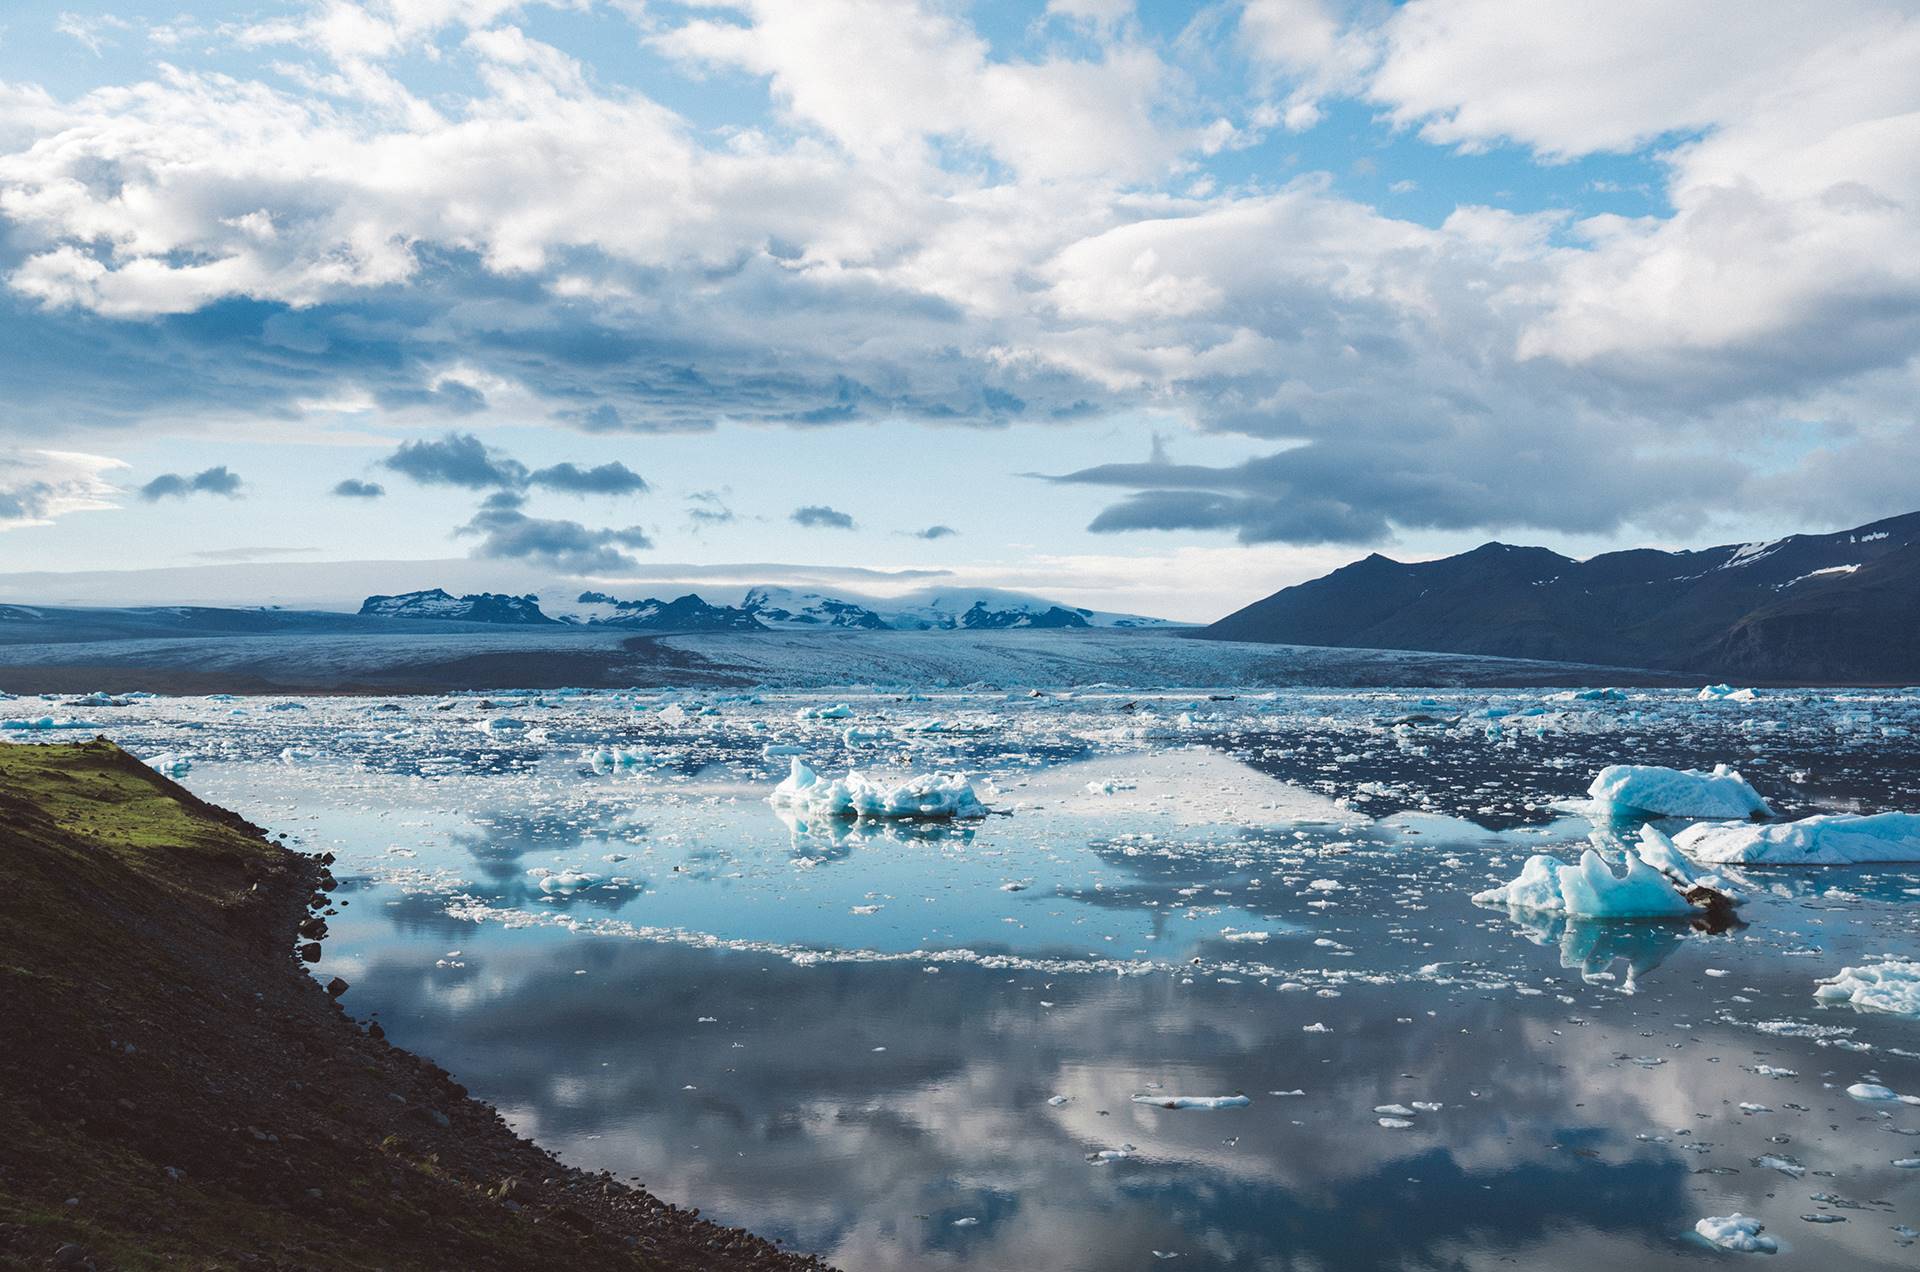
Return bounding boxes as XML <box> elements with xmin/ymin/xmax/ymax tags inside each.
<box><xmin>298</xmin><ymin>943</ymin><xmax>322</xmax><ymax>963</ymax></box>
<box><xmin>324</xmin><ymin>977</ymin><xmax>349</xmax><ymax>998</ymax></box>
<box><xmin>297</xmin><ymin>916</ymin><xmax>328</xmax><ymax>940</ymax></box>
<box><xmin>52</xmin><ymin>1243</ymin><xmax>97</xmax><ymax>1270</ymax></box>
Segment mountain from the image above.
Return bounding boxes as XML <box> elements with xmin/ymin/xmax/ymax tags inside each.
<box><xmin>573</xmin><ymin>592</ymin><xmax>766</xmax><ymax>632</ymax></box>
<box><xmin>1203</xmin><ymin>511</ymin><xmax>1920</xmax><ymax>683</ymax></box>
<box><xmin>741</xmin><ymin>584</ymin><xmax>1174</xmax><ymax>631</ymax></box>
<box><xmin>358</xmin><ymin>589</ymin><xmax>558</xmax><ymax>624</ymax></box>
<box><xmin>740</xmin><ymin>586</ymin><xmax>889</xmax><ymax>630</ymax></box>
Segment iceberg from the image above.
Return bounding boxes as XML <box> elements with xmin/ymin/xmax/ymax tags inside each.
<box><xmin>1587</xmin><ymin>763</ymin><xmax>1772</xmax><ymax>819</ymax></box>
<box><xmin>1130</xmin><ymin>1094</ymin><xmax>1250</xmax><ymax>1110</ymax></box>
<box><xmin>1473</xmin><ymin>849</ymin><xmax>1694</xmax><ymax>919</ymax></box>
<box><xmin>1675</xmin><ymin>812</ymin><xmax>1920</xmax><ymax>864</ymax></box>
<box><xmin>582</xmin><ymin>745</ymin><xmax>650</xmax><ymax>772</ymax></box>
<box><xmin>1633</xmin><ymin>825</ymin><xmax>1744</xmax><ymax>900</ymax></box>
<box><xmin>143</xmin><ymin>752</ymin><xmax>193</xmax><ymax>779</ymax></box>
<box><xmin>1694</xmin><ymin>1214</ymin><xmax>1776</xmax><ymax>1253</ymax></box>
<box><xmin>1814</xmin><ymin>960</ymin><xmax>1920</xmax><ymax>1016</ymax></box>
<box><xmin>1698</xmin><ymin>684</ymin><xmax>1758</xmax><ymax>702</ymax></box>
<box><xmin>770</xmin><ymin>757</ymin><xmax>988</xmax><ymax>821</ymax></box>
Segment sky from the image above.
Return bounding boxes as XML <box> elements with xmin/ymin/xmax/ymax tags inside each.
<box><xmin>0</xmin><ymin>0</ymin><xmax>1916</xmax><ymax>621</ymax></box>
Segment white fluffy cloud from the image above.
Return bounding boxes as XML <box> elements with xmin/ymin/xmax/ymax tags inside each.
<box><xmin>0</xmin><ymin>449</ymin><xmax>127</xmax><ymax>528</ymax></box>
<box><xmin>0</xmin><ymin>0</ymin><xmax>1915</xmax><ymax>545</ymax></box>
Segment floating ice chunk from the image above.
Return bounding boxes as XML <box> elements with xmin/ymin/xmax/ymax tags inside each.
<box><xmin>1587</xmin><ymin>764</ymin><xmax>1772</xmax><ymax>819</ymax></box>
<box><xmin>1</xmin><ymin>716</ymin><xmax>98</xmax><ymax>731</ymax></box>
<box><xmin>1085</xmin><ymin>778</ymin><xmax>1138</xmax><ymax>795</ymax></box>
<box><xmin>534</xmin><ymin>868</ymin><xmax>599</xmax><ymax>895</ymax></box>
<box><xmin>582</xmin><ymin>745</ymin><xmax>650</xmax><ymax>772</ymax></box>
<box><xmin>144</xmin><ymin>752</ymin><xmax>192</xmax><ymax>779</ymax></box>
<box><xmin>1698</xmin><ymin>684</ymin><xmax>1759</xmax><ymax>702</ymax></box>
<box><xmin>1820</xmin><ymin>960</ymin><xmax>1920</xmax><ymax>1022</ymax></box>
<box><xmin>797</xmin><ymin>703</ymin><xmax>853</xmax><ymax>720</ymax></box>
<box><xmin>1374</xmin><ymin>1104</ymin><xmax>1415</xmax><ymax>1116</ymax></box>
<box><xmin>1695</xmin><ymin>1214</ymin><xmax>1777</xmax><ymax>1253</ymax></box>
<box><xmin>1378</xmin><ymin>1117</ymin><xmax>1413</xmax><ymax>1129</ymax></box>
<box><xmin>1473</xmin><ymin>850</ymin><xmax>1693</xmax><ymax>920</ymax></box>
<box><xmin>1635</xmin><ymin>825</ymin><xmax>1744</xmax><ymax>900</ymax></box>
<box><xmin>1677</xmin><ymin>813</ymin><xmax>1920</xmax><ymax>865</ymax></box>
<box><xmin>1844</xmin><ymin>1083</ymin><xmax>1911</xmax><ymax>1102</ymax></box>
<box><xmin>1130</xmin><ymin>1094</ymin><xmax>1250</xmax><ymax>1110</ymax></box>
<box><xmin>477</xmin><ymin>715</ymin><xmax>527</xmax><ymax>735</ymax></box>
<box><xmin>769</xmin><ymin>757</ymin><xmax>987</xmax><ymax>820</ymax></box>
<box><xmin>279</xmin><ymin>747</ymin><xmax>318</xmax><ymax>765</ymax></box>
<box><xmin>1221</xmin><ymin>929</ymin><xmax>1271</xmax><ymax>943</ymax></box>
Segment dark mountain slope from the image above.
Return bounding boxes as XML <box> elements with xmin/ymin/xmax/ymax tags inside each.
<box><xmin>1204</xmin><ymin>511</ymin><xmax>1920</xmax><ymax>682</ymax></box>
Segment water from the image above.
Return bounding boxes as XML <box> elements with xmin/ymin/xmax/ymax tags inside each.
<box><xmin>11</xmin><ymin>686</ymin><xmax>1920</xmax><ymax>1268</ymax></box>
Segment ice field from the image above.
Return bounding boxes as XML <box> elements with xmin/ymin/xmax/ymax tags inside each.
<box><xmin>8</xmin><ymin>683</ymin><xmax>1920</xmax><ymax>1269</ymax></box>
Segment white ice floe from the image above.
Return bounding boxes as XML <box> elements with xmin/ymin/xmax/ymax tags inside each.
<box><xmin>1694</xmin><ymin>1214</ymin><xmax>1777</xmax><ymax>1253</ymax></box>
<box><xmin>533</xmin><ymin>868</ymin><xmax>600</xmax><ymax>895</ymax></box>
<box><xmin>770</xmin><ymin>757</ymin><xmax>987</xmax><ymax>820</ymax></box>
<box><xmin>582</xmin><ymin>745</ymin><xmax>650</xmax><ymax>772</ymax></box>
<box><xmin>1814</xmin><ymin>960</ymin><xmax>1920</xmax><ymax>1016</ymax></box>
<box><xmin>1676</xmin><ymin>812</ymin><xmax>1920</xmax><ymax>865</ymax></box>
<box><xmin>1130</xmin><ymin>1094</ymin><xmax>1250</xmax><ymax>1110</ymax></box>
<box><xmin>1587</xmin><ymin>764</ymin><xmax>1772</xmax><ymax>819</ymax></box>
<box><xmin>1633</xmin><ymin>826</ymin><xmax>1744</xmax><ymax>899</ymax></box>
<box><xmin>143</xmin><ymin>751</ymin><xmax>192</xmax><ymax>779</ymax></box>
<box><xmin>1698</xmin><ymin>684</ymin><xmax>1759</xmax><ymax>702</ymax></box>
<box><xmin>1473</xmin><ymin>849</ymin><xmax>1693</xmax><ymax>920</ymax></box>
<box><xmin>1843</xmin><ymin>1082</ymin><xmax>1920</xmax><ymax>1103</ymax></box>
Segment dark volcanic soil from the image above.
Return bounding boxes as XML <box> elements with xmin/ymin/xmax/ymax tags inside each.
<box><xmin>0</xmin><ymin>740</ymin><xmax>831</xmax><ymax>1272</ymax></box>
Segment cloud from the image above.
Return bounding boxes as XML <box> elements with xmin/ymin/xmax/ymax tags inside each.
<box><xmin>686</xmin><ymin>490</ymin><xmax>735</xmax><ymax>527</ymax></box>
<box><xmin>458</xmin><ymin>502</ymin><xmax>656</xmax><ymax>574</ymax></box>
<box><xmin>909</xmin><ymin>524</ymin><xmax>958</xmax><ymax>539</ymax></box>
<box><xmin>383</xmin><ymin>433</ymin><xmax>528</xmax><ymax>490</ymax></box>
<box><xmin>331</xmin><ymin>478</ymin><xmax>387</xmax><ymax>498</ymax></box>
<box><xmin>0</xmin><ymin>449</ymin><xmax>126</xmax><ymax>528</ymax></box>
<box><xmin>527</xmin><ymin>461</ymin><xmax>649</xmax><ymax>496</ymax></box>
<box><xmin>382</xmin><ymin>435</ymin><xmax>648</xmax><ymax>502</ymax></box>
<box><xmin>791</xmin><ymin>504</ymin><xmax>856</xmax><ymax>530</ymax></box>
<box><xmin>0</xmin><ymin>0</ymin><xmax>1914</xmax><ymax>548</ymax></box>
<box><xmin>189</xmin><ymin>546</ymin><xmax>321</xmax><ymax>562</ymax></box>
<box><xmin>139</xmin><ymin>466</ymin><xmax>243</xmax><ymax>501</ymax></box>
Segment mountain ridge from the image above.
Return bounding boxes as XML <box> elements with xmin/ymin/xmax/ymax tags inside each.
<box><xmin>1203</xmin><ymin>510</ymin><xmax>1920</xmax><ymax>683</ymax></box>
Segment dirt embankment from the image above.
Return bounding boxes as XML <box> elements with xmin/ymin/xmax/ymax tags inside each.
<box><xmin>0</xmin><ymin>740</ymin><xmax>830</xmax><ymax>1272</ymax></box>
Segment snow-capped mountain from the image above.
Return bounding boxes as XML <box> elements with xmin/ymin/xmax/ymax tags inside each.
<box><xmin>358</xmin><ymin>589</ymin><xmax>558</xmax><ymax>625</ymax></box>
<box><xmin>741</xmin><ymin>585</ymin><xmax>1174</xmax><ymax>632</ymax></box>
<box><xmin>739</xmin><ymin>587</ymin><xmax>889</xmax><ymax>630</ymax></box>
<box><xmin>571</xmin><ymin>592</ymin><xmax>765</xmax><ymax>632</ymax></box>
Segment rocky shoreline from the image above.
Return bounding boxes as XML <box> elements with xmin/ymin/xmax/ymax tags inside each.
<box><xmin>0</xmin><ymin>739</ymin><xmax>830</xmax><ymax>1271</ymax></box>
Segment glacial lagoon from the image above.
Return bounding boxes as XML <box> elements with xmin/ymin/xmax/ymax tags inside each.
<box><xmin>12</xmin><ymin>685</ymin><xmax>1920</xmax><ymax>1269</ymax></box>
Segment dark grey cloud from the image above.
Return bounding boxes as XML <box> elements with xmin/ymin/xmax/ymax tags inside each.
<box><xmin>791</xmin><ymin>504</ymin><xmax>856</xmax><ymax>530</ymax></box>
<box><xmin>373</xmin><ymin>378</ymin><xmax>487</xmax><ymax>415</ymax></box>
<box><xmin>459</xmin><ymin>502</ymin><xmax>655</xmax><ymax>573</ymax></box>
<box><xmin>381</xmin><ymin>432</ymin><xmax>648</xmax><ymax>513</ymax></box>
<box><xmin>528</xmin><ymin>461</ymin><xmax>649</xmax><ymax>496</ymax></box>
<box><xmin>383</xmin><ymin>432</ymin><xmax>527</xmax><ymax>489</ymax></box>
<box><xmin>909</xmin><ymin>524</ymin><xmax>958</xmax><ymax>540</ymax></box>
<box><xmin>139</xmin><ymin>465</ymin><xmax>243</xmax><ymax>501</ymax></box>
<box><xmin>1051</xmin><ymin>436</ymin><xmax>1706</xmax><ymax>545</ymax></box>
<box><xmin>331</xmin><ymin>478</ymin><xmax>386</xmax><ymax>498</ymax></box>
